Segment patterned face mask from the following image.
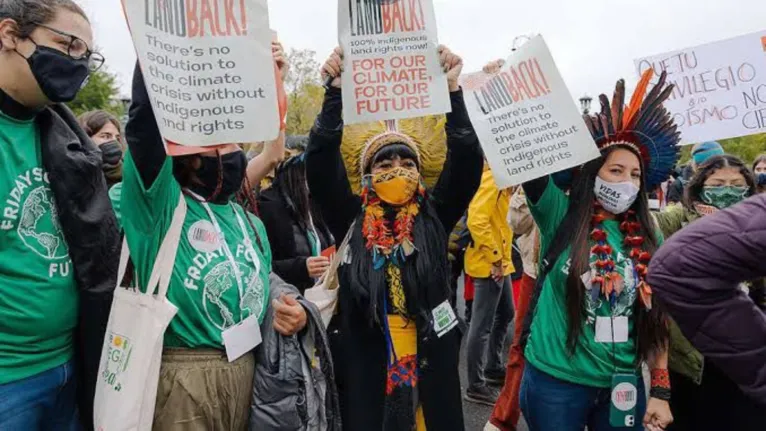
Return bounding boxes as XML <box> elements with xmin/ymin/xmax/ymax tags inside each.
<box><xmin>700</xmin><ymin>186</ymin><xmax>749</xmax><ymax>209</ymax></box>
<box><xmin>371</xmin><ymin>167</ymin><xmax>420</xmax><ymax>206</ymax></box>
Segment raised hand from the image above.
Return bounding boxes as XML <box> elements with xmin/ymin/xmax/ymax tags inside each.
<box><xmin>321</xmin><ymin>47</ymin><xmax>344</xmax><ymax>89</ymax></box>
<box><xmin>438</xmin><ymin>45</ymin><xmax>464</xmax><ymax>92</ymax></box>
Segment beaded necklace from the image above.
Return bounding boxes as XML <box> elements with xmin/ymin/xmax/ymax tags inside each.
<box><xmin>590</xmin><ymin>202</ymin><xmax>653</xmax><ymax>310</ymax></box>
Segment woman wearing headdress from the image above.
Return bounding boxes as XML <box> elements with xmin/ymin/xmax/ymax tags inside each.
<box><xmin>515</xmin><ymin>68</ymin><xmax>678</xmax><ymax>430</ymax></box>
<box><xmin>305</xmin><ymin>46</ymin><xmax>483</xmax><ymax>430</ymax></box>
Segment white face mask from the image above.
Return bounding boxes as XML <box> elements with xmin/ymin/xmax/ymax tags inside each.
<box><xmin>594</xmin><ymin>176</ymin><xmax>640</xmax><ymax>214</ymax></box>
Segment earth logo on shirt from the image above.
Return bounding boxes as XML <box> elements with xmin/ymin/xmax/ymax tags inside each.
<box><xmin>1</xmin><ymin>168</ymin><xmax>69</xmax><ymax>261</ymax></box>
<box><xmin>202</xmin><ymin>261</ymin><xmax>265</xmax><ymax>330</ymax></box>
<box><xmin>17</xmin><ymin>186</ymin><xmax>68</xmax><ymax>259</ymax></box>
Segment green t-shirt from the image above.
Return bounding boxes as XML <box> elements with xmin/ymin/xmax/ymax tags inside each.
<box><xmin>121</xmin><ymin>152</ymin><xmax>271</xmax><ymax>349</ymax></box>
<box><xmin>109</xmin><ymin>182</ymin><xmax>122</xmax><ymax>230</ymax></box>
<box><xmin>525</xmin><ymin>180</ymin><xmax>663</xmax><ymax>388</ymax></box>
<box><xmin>0</xmin><ymin>112</ymin><xmax>77</xmax><ymax>384</ymax></box>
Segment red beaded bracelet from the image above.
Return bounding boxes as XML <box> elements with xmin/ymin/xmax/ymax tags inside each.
<box><xmin>651</xmin><ymin>368</ymin><xmax>671</xmax><ymax>389</ymax></box>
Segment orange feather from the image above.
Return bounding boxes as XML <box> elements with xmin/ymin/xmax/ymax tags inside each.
<box><xmin>622</xmin><ymin>68</ymin><xmax>654</xmax><ymax>129</ymax></box>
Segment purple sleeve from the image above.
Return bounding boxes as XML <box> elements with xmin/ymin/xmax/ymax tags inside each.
<box><xmin>647</xmin><ymin>194</ymin><xmax>766</xmax><ymax>405</ymax></box>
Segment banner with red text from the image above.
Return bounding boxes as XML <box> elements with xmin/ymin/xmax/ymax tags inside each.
<box><xmin>635</xmin><ymin>30</ymin><xmax>766</xmax><ymax>145</ymax></box>
<box><xmin>462</xmin><ymin>36</ymin><xmax>599</xmax><ymax>188</ymax></box>
<box><xmin>122</xmin><ymin>0</ymin><xmax>280</xmax><ymax>146</ymax></box>
<box><xmin>339</xmin><ymin>0</ymin><xmax>450</xmax><ymax>124</ymax></box>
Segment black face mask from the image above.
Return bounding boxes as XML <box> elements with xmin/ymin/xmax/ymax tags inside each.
<box><xmin>194</xmin><ymin>151</ymin><xmax>247</xmax><ymax>202</ymax></box>
<box><xmin>100</xmin><ymin>140</ymin><xmax>123</xmax><ymax>167</ymax></box>
<box><xmin>20</xmin><ymin>44</ymin><xmax>90</xmax><ymax>103</ymax></box>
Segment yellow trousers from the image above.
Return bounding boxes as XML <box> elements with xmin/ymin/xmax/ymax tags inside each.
<box><xmin>388</xmin><ymin>315</ymin><xmax>426</xmax><ymax>430</ymax></box>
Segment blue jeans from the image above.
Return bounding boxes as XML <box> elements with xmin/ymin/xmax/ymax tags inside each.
<box><xmin>520</xmin><ymin>363</ymin><xmax>646</xmax><ymax>431</ymax></box>
<box><xmin>0</xmin><ymin>360</ymin><xmax>81</xmax><ymax>430</ymax></box>
<box><xmin>466</xmin><ymin>276</ymin><xmax>514</xmax><ymax>389</ymax></box>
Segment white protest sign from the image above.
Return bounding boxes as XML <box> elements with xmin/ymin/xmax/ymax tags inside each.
<box><xmin>122</xmin><ymin>0</ymin><xmax>280</xmax><ymax>146</ymax></box>
<box><xmin>462</xmin><ymin>36</ymin><xmax>600</xmax><ymax>188</ymax></box>
<box><xmin>338</xmin><ymin>0</ymin><xmax>451</xmax><ymax>124</ymax></box>
<box><xmin>635</xmin><ymin>31</ymin><xmax>766</xmax><ymax>145</ymax></box>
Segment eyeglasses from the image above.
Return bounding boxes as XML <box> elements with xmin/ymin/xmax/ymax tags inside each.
<box><xmin>32</xmin><ymin>23</ymin><xmax>105</xmax><ymax>72</ymax></box>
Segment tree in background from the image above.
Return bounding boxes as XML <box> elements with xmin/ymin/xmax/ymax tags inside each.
<box><xmin>678</xmin><ymin>133</ymin><xmax>766</xmax><ymax>166</ymax></box>
<box><xmin>284</xmin><ymin>48</ymin><xmax>324</xmax><ymax>136</ymax></box>
<box><xmin>68</xmin><ymin>67</ymin><xmax>125</xmax><ymax>119</ymax></box>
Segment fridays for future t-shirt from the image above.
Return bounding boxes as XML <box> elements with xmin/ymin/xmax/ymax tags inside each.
<box><xmin>0</xmin><ymin>112</ymin><xmax>77</xmax><ymax>384</ymax></box>
<box><xmin>121</xmin><ymin>152</ymin><xmax>271</xmax><ymax>349</ymax></box>
<box><xmin>524</xmin><ymin>180</ymin><xmax>663</xmax><ymax>388</ymax></box>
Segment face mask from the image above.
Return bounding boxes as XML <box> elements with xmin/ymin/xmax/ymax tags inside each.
<box><xmin>757</xmin><ymin>173</ymin><xmax>766</xmax><ymax>187</ymax></box>
<box><xmin>195</xmin><ymin>151</ymin><xmax>247</xmax><ymax>202</ymax></box>
<box><xmin>370</xmin><ymin>167</ymin><xmax>420</xmax><ymax>206</ymax></box>
<box><xmin>594</xmin><ymin>176</ymin><xmax>640</xmax><ymax>214</ymax></box>
<box><xmin>100</xmin><ymin>140</ymin><xmax>123</xmax><ymax>167</ymax></box>
<box><xmin>700</xmin><ymin>186</ymin><xmax>748</xmax><ymax>209</ymax></box>
<box><xmin>19</xmin><ymin>44</ymin><xmax>90</xmax><ymax>103</ymax></box>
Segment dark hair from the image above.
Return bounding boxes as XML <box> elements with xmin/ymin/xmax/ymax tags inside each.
<box><xmin>347</xmin><ymin>199</ymin><xmax>449</xmax><ymax>331</ymax></box>
<box><xmin>544</xmin><ymin>145</ymin><xmax>668</xmax><ymax>363</ymax></box>
<box><xmin>273</xmin><ymin>156</ymin><xmax>311</xmax><ymax>226</ymax></box>
<box><xmin>78</xmin><ymin>110</ymin><xmax>121</xmax><ymax>138</ymax></box>
<box><xmin>366</xmin><ymin>143</ymin><xmax>419</xmax><ymax>174</ymax></box>
<box><xmin>683</xmin><ymin>155</ymin><xmax>756</xmax><ymax>209</ymax></box>
<box><xmin>752</xmin><ymin>154</ymin><xmax>766</xmax><ymax>173</ymax></box>
<box><xmin>0</xmin><ymin>0</ymin><xmax>89</xmax><ymax>40</ymax></box>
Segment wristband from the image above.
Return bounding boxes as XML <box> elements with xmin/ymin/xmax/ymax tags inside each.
<box><xmin>649</xmin><ymin>368</ymin><xmax>671</xmax><ymax>401</ymax></box>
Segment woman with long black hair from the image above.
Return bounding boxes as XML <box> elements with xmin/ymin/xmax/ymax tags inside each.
<box><xmin>305</xmin><ymin>46</ymin><xmax>483</xmax><ymax>430</ymax></box>
<box><xmin>258</xmin><ymin>154</ymin><xmax>334</xmax><ymax>293</ymax></box>
<box><xmin>516</xmin><ymin>68</ymin><xmax>679</xmax><ymax>431</ymax></box>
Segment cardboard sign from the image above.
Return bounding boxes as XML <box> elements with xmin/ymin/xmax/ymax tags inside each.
<box><xmin>635</xmin><ymin>30</ymin><xmax>766</xmax><ymax>145</ymax></box>
<box><xmin>462</xmin><ymin>36</ymin><xmax>600</xmax><ymax>188</ymax></box>
<box><xmin>338</xmin><ymin>0</ymin><xmax>451</xmax><ymax>124</ymax></box>
<box><xmin>122</xmin><ymin>0</ymin><xmax>280</xmax><ymax>146</ymax></box>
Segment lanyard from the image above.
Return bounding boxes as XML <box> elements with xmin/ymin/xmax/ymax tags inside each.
<box><xmin>184</xmin><ymin>190</ymin><xmax>261</xmax><ymax>318</ymax></box>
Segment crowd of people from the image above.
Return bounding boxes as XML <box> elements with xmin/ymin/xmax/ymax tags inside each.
<box><xmin>1</xmin><ymin>1</ymin><xmax>765</xmax><ymax>430</ymax></box>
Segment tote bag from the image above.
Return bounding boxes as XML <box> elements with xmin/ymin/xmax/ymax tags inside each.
<box><xmin>93</xmin><ymin>195</ymin><xmax>186</xmax><ymax>431</ymax></box>
<box><xmin>304</xmin><ymin>224</ymin><xmax>354</xmax><ymax>327</ymax></box>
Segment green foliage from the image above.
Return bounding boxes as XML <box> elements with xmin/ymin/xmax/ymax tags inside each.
<box><xmin>67</xmin><ymin>68</ymin><xmax>125</xmax><ymax>119</ymax></box>
<box><xmin>677</xmin><ymin>133</ymin><xmax>766</xmax><ymax>167</ymax></box>
<box><xmin>284</xmin><ymin>49</ymin><xmax>324</xmax><ymax>136</ymax></box>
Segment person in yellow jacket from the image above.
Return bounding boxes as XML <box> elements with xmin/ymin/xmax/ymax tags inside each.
<box><xmin>464</xmin><ymin>165</ymin><xmax>515</xmax><ymax>406</ymax></box>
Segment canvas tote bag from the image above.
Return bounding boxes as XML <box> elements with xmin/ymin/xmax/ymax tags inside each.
<box><xmin>93</xmin><ymin>195</ymin><xmax>186</xmax><ymax>431</ymax></box>
<box><xmin>304</xmin><ymin>224</ymin><xmax>354</xmax><ymax>327</ymax></box>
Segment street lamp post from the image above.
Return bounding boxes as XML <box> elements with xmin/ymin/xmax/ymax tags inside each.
<box><xmin>579</xmin><ymin>95</ymin><xmax>593</xmax><ymax>115</ymax></box>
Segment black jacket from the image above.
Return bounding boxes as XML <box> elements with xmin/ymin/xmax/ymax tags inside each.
<box><xmin>0</xmin><ymin>90</ymin><xmax>120</xmax><ymax>430</ymax></box>
<box><xmin>305</xmin><ymin>87</ymin><xmax>483</xmax><ymax>430</ymax></box>
<box><xmin>258</xmin><ymin>186</ymin><xmax>333</xmax><ymax>293</ymax></box>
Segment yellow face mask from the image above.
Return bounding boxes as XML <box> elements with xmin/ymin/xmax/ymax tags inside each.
<box><xmin>371</xmin><ymin>167</ymin><xmax>420</xmax><ymax>206</ymax></box>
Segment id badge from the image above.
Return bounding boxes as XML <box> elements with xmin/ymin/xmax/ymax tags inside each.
<box><xmin>609</xmin><ymin>373</ymin><xmax>638</xmax><ymax>428</ymax></box>
<box><xmin>221</xmin><ymin>314</ymin><xmax>262</xmax><ymax>362</ymax></box>
<box><xmin>432</xmin><ymin>301</ymin><xmax>458</xmax><ymax>338</ymax></box>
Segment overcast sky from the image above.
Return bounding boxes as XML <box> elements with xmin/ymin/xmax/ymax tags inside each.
<box><xmin>78</xmin><ymin>0</ymin><xmax>765</xmax><ymax>103</ymax></box>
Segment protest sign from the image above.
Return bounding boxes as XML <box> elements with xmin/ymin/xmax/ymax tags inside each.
<box><xmin>635</xmin><ymin>30</ymin><xmax>766</xmax><ymax>145</ymax></box>
<box><xmin>462</xmin><ymin>36</ymin><xmax>599</xmax><ymax>188</ymax></box>
<box><xmin>122</xmin><ymin>0</ymin><xmax>280</xmax><ymax>147</ymax></box>
<box><xmin>338</xmin><ymin>0</ymin><xmax>451</xmax><ymax>124</ymax></box>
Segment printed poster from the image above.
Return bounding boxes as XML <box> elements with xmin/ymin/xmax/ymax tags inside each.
<box><xmin>462</xmin><ymin>35</ymin><xmax>600</xmax><ymax>188</ymax></box>
<box><xmin>635</xmin><ymin>30</ymin><xmax>766</xmax><ymax>145</ymax></box>
<box><xmin>339</xmin><ymin>0</ymin><xmax>451</xmax><ymax>124</ymax></box>
<box><xmin>122</xmin><ymin>0</ymin><xmax>280</xmax><ymax>146</ymax></box>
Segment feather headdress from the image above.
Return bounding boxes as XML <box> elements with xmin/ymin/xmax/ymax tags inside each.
<box><xmin>583</xmin><ymin>69</ymin><xmax>681</xmax><ymax>189</ymax></box>
<box><xmin>341</xmin><ymin>115</ymin><xmax>447</xmax><ymax>194</ymax></box>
